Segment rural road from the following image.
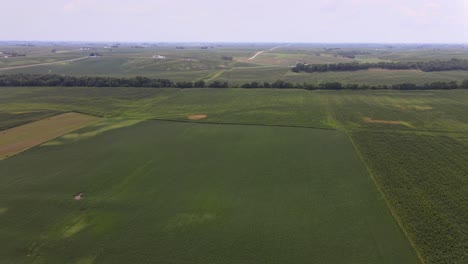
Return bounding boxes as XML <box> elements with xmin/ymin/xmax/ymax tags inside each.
<box><xmin>247</xmin><ymin>45</ymin><xmax>290</xmax><ymax>60</ymax></box>
<box><xmin>247</xmin><ymin>51</ymin><xmax>266</xmax><ymax>61</ymax></box>
<box><xmin>0</xmin><ymin>56</ymin><xmax>89</xmax><ymax>71</ymax></box>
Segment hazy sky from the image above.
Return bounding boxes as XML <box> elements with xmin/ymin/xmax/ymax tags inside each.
<box><xmin>1</xmin><ymin>0</ymin><xmax>467</xmax><ymax>43</ymax></box>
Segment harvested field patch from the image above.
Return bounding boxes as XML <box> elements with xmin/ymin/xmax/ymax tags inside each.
<box><xmin>0</xmin><ymin>112</ymin><xmax>99</xmax><ymax>160</ymax></box>
<box><xmin>394</xmin><ymin>104</ymin><xmax>433</xmax><ymax>111</ymax></box>
<box><xmin>187</xmin><ymin>114</ymin><xmax>207</xmax><ymax>120</ymax></box>
<box><xmin>363</xmin><ymin>117</ymin><xmax>412</xmax><ymax>127</ymax></box>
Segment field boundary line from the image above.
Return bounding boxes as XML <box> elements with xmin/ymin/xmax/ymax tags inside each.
<box><xmin>348</xmin><ymin>128</ymin><xmax>468</xmax><ymax>136</ymax></box>
<box><xmin>346</xmin><ymin>131</ymin><xmax>426</xmax><ymax>264</ymax></box>
<box><xmin>116</xmin><ymin>116</ymin><xmax>338</xmax><ymax>131</ymax></box>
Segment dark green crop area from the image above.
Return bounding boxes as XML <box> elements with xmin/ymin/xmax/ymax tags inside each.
<box><xmin>0</xmin><ymin>121</ymin><xmax>418</xmax><ymax>263</ymax></box>
<box><xmin>1</xmin><ymin>87</ymin><xmax>467</xmax><ymax>264</ymax></box>
<box><xmin>352</xmin><ymin>132</ymin><xmax>468</xmax><ymax>264</ymax></box>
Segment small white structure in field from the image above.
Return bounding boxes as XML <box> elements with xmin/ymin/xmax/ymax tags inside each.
<box><xmin>152</xmin><ymin>55</ymin><xmax>166</xmax><ymax>59</ymax></box>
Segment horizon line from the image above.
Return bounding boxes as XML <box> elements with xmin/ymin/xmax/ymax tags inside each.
<box><xmin>1</xmin><ymin>40</ymin><xmax>467</xmax><ymax>45</ymax></box>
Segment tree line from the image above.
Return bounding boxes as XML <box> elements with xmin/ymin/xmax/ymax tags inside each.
<box><xmin>0</xmin><ymin>74</ymin><xmax>467</xmax><ymax>91</ymax></box>
<box><xmin>292</xmin><ymin>58</ymin><xmax>468</xmax><ymax>73</ymax></box>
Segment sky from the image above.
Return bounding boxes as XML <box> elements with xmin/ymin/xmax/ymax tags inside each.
<box><xmin>1</xmin><ymin>0</ymin><xmax>467</xmax><ymax>43</ymax></box>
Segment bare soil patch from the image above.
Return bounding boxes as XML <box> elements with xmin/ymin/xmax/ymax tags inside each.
<box><xmin>74</xmin><ymin>193</ymin><xmax>85</xmax><ymax>200</ymax></box>
<box><xmin>0</xmin><ymin>112</ymin><xmax>100</xmax><ymax>160</ymax></box>
<box><xmin>187</xmin><ymin>115</ymin><xmax>207</xmax><ymax>120</ymax></box>
<box><xmin>363</xmin><ymin>117</ymin><xmax>407</xmax><ymax>126</ymax></box>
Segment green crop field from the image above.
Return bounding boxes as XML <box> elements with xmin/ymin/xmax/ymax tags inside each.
<box><xmin>0</xmin><ymin>42</ymin><xmax>467</xmax><ymax>264</ymax></box>
<box><xmin>352</xmin><ymin>132</ymin><xmax>468</xmax><ymax>264</ymax></box>
<box><xmin>0</xmin><ymin>120</ymin><xmax>419</xmax><ymax>264</ymax></box>
<box><xmin>0</xmin><ymin>87</ymin><xmax>467</xmax><ymax>263</ymax></box>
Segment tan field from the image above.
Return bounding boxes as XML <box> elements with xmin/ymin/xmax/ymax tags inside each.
<box><xmin>0</xmin><ymin>112</ymin><xmax>99</xmax><ymax>160</ymax></box>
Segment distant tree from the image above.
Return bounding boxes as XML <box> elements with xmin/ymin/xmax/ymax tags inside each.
<box><xmin>208</xmin><ymin>80</ymin><xmax>229</xmax><ymax>88</ymax></box>
<box><xmin>0</xmin><ymin>74</ymin><xmax>465</xmax><ymax>91</ymax></box>
<box><xmin>176</xmin><ymin>81</ymin><xmax>194</xmax><ymax>88</ymax></box>
<box><xmin>461</xmin><ymin>80</ymin><xmax>468</xmax><ymax>89</ymax></box>
<box><xmin>319</xmin><ymin>82</ymin><xmax>343</xmax><ymax>90</ymax></box>
<box><xmin>292</xmin><ymin>59</ymin><xmax>468</xmax><ymax>73</ymax></box>
<box><xmin>194</xmin><ymin>80</ymin><xmax>206</xmax><ymax>88</ymax></box>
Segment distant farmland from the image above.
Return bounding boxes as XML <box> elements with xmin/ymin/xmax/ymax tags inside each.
<box><xmin>1</xmin><ymin>42</ymin><xmax>467</xmax><ymax>263</ymax></box>
<box><xmin>1</xmin><ymin>43</ymin><xmax>468</xmax><ymax>86</ymax></box>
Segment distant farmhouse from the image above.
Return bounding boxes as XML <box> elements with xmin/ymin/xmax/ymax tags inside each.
<box><xmin>79</xmin><ymin>47</ymin><xmax>91</xmax><ymax>51</ymax></box>
<box><xmin>89</xmin><ymin>52</ymin><xmax>103</xmax><ymax>58</ymax></box>
<box><xmin>152</xmin><ymin>55</ymin><xmax>166</xmax><ymax>59</ymax></box>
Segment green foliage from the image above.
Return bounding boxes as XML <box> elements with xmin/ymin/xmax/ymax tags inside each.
<box><xmin>2</xmin><ymin>74</ymin><xmax>467</xmax><ymax>90</ymax></box>
<box><xmin>292</xmin><ymin>58</ymin><xmax>468</xmax><ymax>73</ymax></box>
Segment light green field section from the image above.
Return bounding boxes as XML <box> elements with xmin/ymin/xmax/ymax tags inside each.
<box><xmin>1</xmin><ymin>87</ymin><xmax>467</xmax><ymax>132</ymax></box>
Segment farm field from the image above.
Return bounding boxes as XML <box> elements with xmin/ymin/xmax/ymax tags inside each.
<box><xmin>1</xmin><ymin>1</ymin><xmax>468</xmax><ymax>262</ymax></box>
<box><xmin>2</xmin><ymin>43</ymin><xmax>468</xmax><ymax>86</ymax></box>
<box><xmin>0</xmin><ymin>120</ymin><xmax>419</xmax><ymax>263</ymax></box>
<box><xmin>0</xmin><ymin>112</ymin><xmax>99</xmax><ymax>160</ymax></box>
<box><xmin>1</xmin><ymin>87</ymin><xmax>467</xmax><ymax>132</ymax></box>
<box><xmin>352</xmin><ymin>132</ymin><xmax>468</xmax><ymax>264</ymax></box>
<box><xmin>0</xmin><ymin>110</ymin><xmax>60</xmax><ymax>131</ymax></box>
<box><xmin>0</xmin><ymin>87</ymin><xmax>467</xmax><ymax>263</ymax></box>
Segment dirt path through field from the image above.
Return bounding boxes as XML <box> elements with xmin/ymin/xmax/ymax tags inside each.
<box><xmin>248</xmin><ymin>51</ymin><xmax>266</xmax><ymax>61</ymax></box>
<box><xmin>247</xmin><ymin>45</ymin><xmax>290</xmax><ymax>61</ymax></box>
<box><xmin>0</xmin><ymin>57</ymin><xmax>89</xmax><ymax>71</ymax></box>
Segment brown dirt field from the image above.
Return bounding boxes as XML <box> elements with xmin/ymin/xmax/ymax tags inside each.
<box><xmin>187</xmin><ymin>115</ymin><xmax>207</xmax><ymax>120</ymax></box>
<box><xmin>0</xmin><ymin>112</ymin><xmax>100</xmax><ymax>160</ymax></box>
<box><xmin>363</xmin><ymin>117</ymin><xmax>407</xmax><ymax>126</ymax></box>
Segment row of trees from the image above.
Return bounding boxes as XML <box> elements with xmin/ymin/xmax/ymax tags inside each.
<box><xmin>0</xmin><ymin>74</ymin><xmax>467</xmax><ymax>91</ymax></box>
<box><xmin>292</xmin><ymin>58</ymin><xmax>468</xmax><ymax>73</ymax></box>
<box><xmin>241</xmin><ymin>80</ymin><xmax>468</xmax><ymax>90</ymax></box>
<box><xmin>0</xmin><ymin>74</ymin><xmax>229</xmax><ymax>89</ymax></box>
